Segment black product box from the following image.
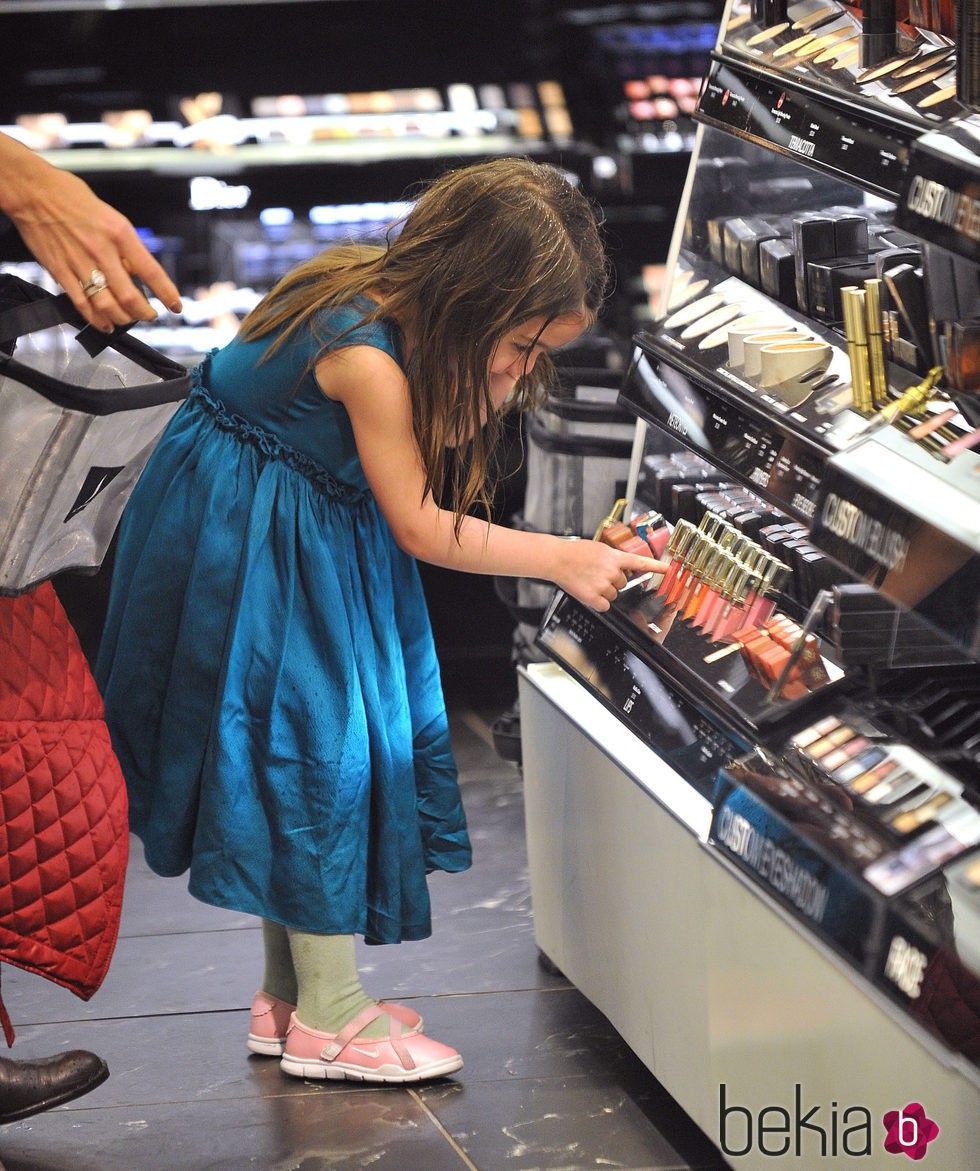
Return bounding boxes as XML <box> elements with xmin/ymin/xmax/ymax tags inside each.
<box><xmin>806</xmin><ymin>256</ymin><xmax>879</xmax><ymax>323</ymax></box>
<box><xmin>759</xmin><ymin>237</ymin><xmax>798</xmax><ymax>308</ymax></box>
<box><xmin>831</xmin><ymin>212</ymin><xmax>871</xmax><ymax>257</ymax></box>
<box><xmin>792</xmin><ymin>215</ymin><xmax>836</xmax><ymax>315</ymax></box>
<box><xmin>721</xmin><ymin>216</ymin><xmax>785</xmax><ymax>286</ymax></box>
<box><xmin>708</xmin><ymin>215</ymin><xmax>743</xmax><ymax>268</ymax></box>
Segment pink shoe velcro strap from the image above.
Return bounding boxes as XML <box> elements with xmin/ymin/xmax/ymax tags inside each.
<box><xmin>321</xmin><ymin>1003</ymin><xmax>415</xmax><ymax>1070</ymax></box>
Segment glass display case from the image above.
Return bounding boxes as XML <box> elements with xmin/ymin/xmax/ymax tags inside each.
<box><xmin>536</xmin><ymin>0</ymin><xmax>980</xmax><ymax>1075</ymax></box>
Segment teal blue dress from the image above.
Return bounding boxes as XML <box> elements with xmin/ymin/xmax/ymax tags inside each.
<box><xmin>96</xmin><ymin>303</ymin><xmax>472</xmax><ymax>944</ymax></box>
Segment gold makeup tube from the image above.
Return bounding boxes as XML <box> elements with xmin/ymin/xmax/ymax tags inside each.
<box><xmin>854</xmin><ymin>366</ymin><xmax>945</xmax><ymax>435</ymax></box>
<box><xmin>841</xmin><ymin>286</ymin><xmax>872</xmax><ymax>413</ymax></box>
<box><xmin>864</xmin><ymin>278</ymin><xmax>888</xmax><ymax>408</ymax></box>
<box><xmin>876</xmin><ymin>367</ymin><xmax>944</xmax><ymax>422</ymax></box>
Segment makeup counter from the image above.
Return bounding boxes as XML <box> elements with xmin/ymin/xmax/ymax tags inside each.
<box><xmin>520</xmin><ymin>0</ymin><xmax>980</xmax><ymax>1164</ymax></box>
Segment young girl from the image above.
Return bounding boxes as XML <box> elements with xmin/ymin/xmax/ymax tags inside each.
<box><xmin>96</xmin><ymin>157</ymin><xmax>662</xmax><ymax>1084</ymax></box>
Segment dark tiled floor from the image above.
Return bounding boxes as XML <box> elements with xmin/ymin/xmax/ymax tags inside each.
<box><xmin>0</xmin><ymin>697</ymin><xmax>727</xmax><ymax>1170</ymax></box>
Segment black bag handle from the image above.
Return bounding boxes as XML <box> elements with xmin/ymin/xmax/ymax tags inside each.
<box><xmin>0</xmin><ymin>273</ymin><xmax>191</xmax><ymax>415</ymax></box>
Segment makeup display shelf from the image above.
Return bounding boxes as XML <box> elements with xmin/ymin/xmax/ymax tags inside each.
<box><xmin>521</xmin><ymin>1</ymin><xmax>980</xmax><ymax>1164</ymax></box>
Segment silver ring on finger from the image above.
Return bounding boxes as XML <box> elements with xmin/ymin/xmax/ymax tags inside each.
<box><xmin>80</xmin><ymin>268</ymin><xmax>109</xmax><ymax>297</ymax></box>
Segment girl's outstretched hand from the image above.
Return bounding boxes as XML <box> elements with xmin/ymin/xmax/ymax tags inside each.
<box><xmin>551</xmin><ymin>538</ymin><xmax>667</xmax><ymax>612</ymax></box>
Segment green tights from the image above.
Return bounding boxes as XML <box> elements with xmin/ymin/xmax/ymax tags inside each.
<box><xmin>261</xmin><ymin>920</ymin><xmax>390</xmax><ymax>1038</ymax></box>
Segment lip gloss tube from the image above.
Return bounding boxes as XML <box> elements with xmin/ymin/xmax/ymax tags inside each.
<box><xmin>707</xmin><ymin>564</ymin><xmax>753</xmax><ymax>642</ymax></box>
<box><xmin>742</xmin><ymin>559</ymin><xmax>791</xmax><ymax>629</ymax></box>
<box><xmin>718</xmin><ymin>547</ymin><xmax>766</xmax><ymax>635</ymax></box>
<box><xmin>655</xmin><ymin>520</ymin><xmax>697</xmax><ymax>599</ymax></box>
<box><xmin>662</xmin><ymin>515</ymin><xmax>725</xmax><ymax>605</ymax></box>
<box><xmin>864</xmin><ymin>278</ymin><xmax>889</xmax><ymax>409</ymax></box>
<box><xmin>684</xmin><ymin>543</ymin><xmax>729</xmax><ymax>622</ymax></box>
<box><xmin>841</xmin><ymin>286</ymin><xmax>872</xmax><ymax>414</ymax></box>
<box><xmin>710</xmin><ymin>559</ymin><xmax>761</xmax><ymax>641</ymax></box>
<box><xmin>693</xmin><ymin>551</ymin><xmax>738</xmax><ymax>630</ymax></box>
<box><xmin>673</xmin><ymin>536</ymin><xmax>721</xmax><ymax>611</ymax></box>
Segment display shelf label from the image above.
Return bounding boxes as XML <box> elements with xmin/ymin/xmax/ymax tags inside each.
<box><xmin>696</xmin><ymin>58</ymin><xmax>912</xmax><ymax>199</ymax></box>
<box><xmin>897</xmin><ymin>118</ymin><xmax>980</xmax><ymax>265</ymax></box>
<box><xmin>711</xmin><ymin>764</ymin><xmax>884</xmax><ymax>971</ymax></box>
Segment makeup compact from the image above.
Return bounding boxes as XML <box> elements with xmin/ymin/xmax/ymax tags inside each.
<box><xmin>742</xmin><ymin>329</ymin><xmax>815</xmax><ymax>378</ymax></box>
<box><xmin>726</xmin><ymin>321</ymin><xmax>795</xmax><ymax>368</ymax></box>
<box><xmin>756</xmin><ymin>339</ymin><xmax>833</xmax><ymax>406</ymax></box>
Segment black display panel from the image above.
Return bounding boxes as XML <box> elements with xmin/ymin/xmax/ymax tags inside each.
<box><xmin>536</xmin><ymin>592</ymin><xmax>750</xmax><ymax>802</ymax></box>
<box><xmin>538</xmin><ymin>585</ymin><xmax>845</xmax><ymax>760</ymax></box>
<box><xmin>696</xmin><ymin>57</ymin><xmax>914</xmax><ymax>200</ymax></box>
<box><xmin>620</xmin><ymin>335</ymin><xmax>834</xmax><ymax>523</ymax></box>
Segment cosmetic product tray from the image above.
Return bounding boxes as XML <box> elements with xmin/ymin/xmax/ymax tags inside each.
<box><xmin>711</xmin><ymin>754</ymin><xmax>980</xmax><ymax>1069</ymax></box>
<box><xmin>536</xmin><ymin>589</ymin><xmax>849</xmax><ymax>752</ymax></box>
<box><xmin>534</xmin><ymin>591</ymin><xmax>754</xmax><ymax>803</ymax></box>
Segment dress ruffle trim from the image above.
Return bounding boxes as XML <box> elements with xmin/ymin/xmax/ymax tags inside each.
<box><xmin>189</xmin><ymin>353</ymin><xmax>369</xmax><ymax>505</ymax></box>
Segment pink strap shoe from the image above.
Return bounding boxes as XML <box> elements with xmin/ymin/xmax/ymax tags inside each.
<box><xmin>247</xmin><ymin>991</ymin><xmax>423</xmax><ymax>1057</ymax></box>
<box><xmin>280</xmin><ymin>1006</ymin><xmax>462</xmax><ymax>1083</ymax></box>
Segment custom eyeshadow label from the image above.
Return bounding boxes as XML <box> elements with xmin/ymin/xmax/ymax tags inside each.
<box><xmin>710</xmin><ymin>766</ymin><xmax>883</xmax><ymax>967</ymax></box>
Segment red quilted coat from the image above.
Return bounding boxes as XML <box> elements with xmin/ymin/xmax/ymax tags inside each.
<box><xmin>0</xmin><ymin>582</ymin><xmax>128</xmax><ymax>1044</ymax></box>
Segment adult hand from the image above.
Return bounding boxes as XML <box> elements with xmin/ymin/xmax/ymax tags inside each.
<box><xmin>0</xmin><ymin>132</ymin><xmax>182</xmax><ymax>332</ymax></box>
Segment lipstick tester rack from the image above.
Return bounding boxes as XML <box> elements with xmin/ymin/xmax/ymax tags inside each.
<box><xmin>521</xmin><ymin>1</ymin><xmax>980</xmax><ymax>1164</ymax></box>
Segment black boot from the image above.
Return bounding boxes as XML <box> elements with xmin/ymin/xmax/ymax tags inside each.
<box><xmin>0</xmin><ymin>1051</ymin><xmax>109</xmax><ymax>1123</ymax></box>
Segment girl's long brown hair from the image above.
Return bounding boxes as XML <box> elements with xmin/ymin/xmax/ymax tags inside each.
<box><xmin>239</xmin><ymin>157</ymin><xmax>611</xmax><ymax>534</ymax></box>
